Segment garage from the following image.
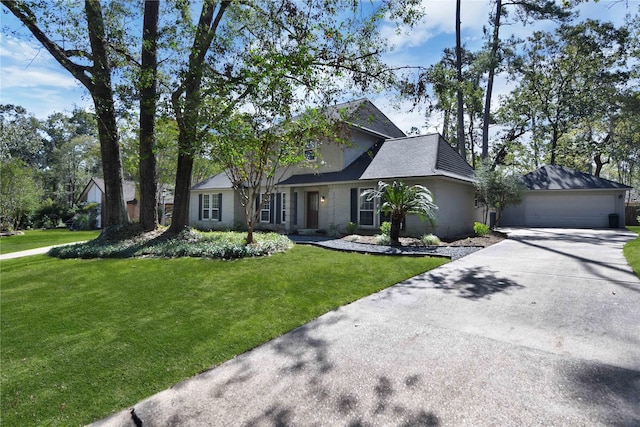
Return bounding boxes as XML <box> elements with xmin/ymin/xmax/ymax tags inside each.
<box><xmin>500</xmin><ymin>165</ymin><xmax>630</xmax><ymax>228</ymax></box>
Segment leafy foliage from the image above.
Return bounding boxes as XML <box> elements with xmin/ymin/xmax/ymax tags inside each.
<box><xmin>379</xmin><ymin>221</ymin><xmax>392</xmax><ymax>236</ymax></box>
<box><xmin>0</xmin><ymin>159</ymin><xmax>42</xmax><ymax>231</ymax></box>
<box><xmin>49</xmin><ymin>229</ymin><xmax>292</xmax><ymax>260</ymax></box>
<box><xmin>363</xmin><ymin>181</ymin><xmax>438</xmax><ymax>245</ymax></box>
<box><xmin>421</xmin><ymin>233</ymin><xmax>441</xmax><ymax>246</ymax></box>
<box><xmin>474</xmin><ymin>162</ymin><xmax>525</xmax><ymax>225</ymax></box>
<box><xmin>473</xmin><ymin>222</ymin><xmax>491</xmax><ymax>236</ymax></box>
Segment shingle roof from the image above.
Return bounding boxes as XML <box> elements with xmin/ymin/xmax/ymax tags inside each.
<box><xmin>81</xmin><ymin>177</ymin><xmax>137</xmax><ymax>202</ymax></box>
<box><xmin>333</xmin><ymin>98</ymin><xmax>406</xmax><ymax>139</ymax></box>
<box><xmin>360</xmin><ymin>133</ymin><xmax>475</xmax><ymax>182</ymax></box>
<box><xmin>192</xmin><ymin>172</ymin><xmax>234</xmax><ymax>190</ymax></box>
<box><xmin>522</xmin><ymin>165</ymin><xmax>631</xmax><ymax>190</ymax></box>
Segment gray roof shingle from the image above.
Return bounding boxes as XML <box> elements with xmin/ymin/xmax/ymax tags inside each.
<box><xmin>192</xmin><ymin>172</ymin><xmax>234</xmax><ymax>190</ymax></box>
<box><xmin>334</xmin><ymin>98</ymin><xmax>406</xmax><ymax>139</ymax></box>
<box><xmin>522</xmin><ymin>165</ymin><xmax>631</xmax><ymax>190</ymax></box>
<box><xmin>360</xmin><ymin>133</ymin><xmax>475</xmax><ymax>182</ymax></box>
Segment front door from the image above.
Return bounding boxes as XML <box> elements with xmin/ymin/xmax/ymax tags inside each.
<box><xmin>306</xmin><ymin>192</ymin><xmax>319</xmax><ymax>229</ymax></box>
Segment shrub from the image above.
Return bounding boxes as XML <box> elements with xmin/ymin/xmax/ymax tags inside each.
<box><xmin>345</xmin><ymin>221</ymin><xmax>358</xmax><ymax>234</ymax></box>
<box><xmin>379</xmin><ymin>221</ymin><xmax>391</xmax><ymax>236</ymax></box>
<box><xmin>328</xmin><ymin>223</ymin><xmax>342</xmax><ymax>238</ymax></box>
<box><xmin>49</xmin><ymin>230</ymin><xmax>292</xmax><ymax>260</ymax></box>
<box><xmin>474</xmin><ymin>221</ymin><xmax>490</xmax><ymax>236</ymax></box>
<box><xmin>375</xmin><ymin>234</ymin><xmax>391</xmax><ymax>245</ymax></box>
<box><xmin>421</xmin><ymin>233</ymin><xmax>441</xmax><ymax>246</ymax></box>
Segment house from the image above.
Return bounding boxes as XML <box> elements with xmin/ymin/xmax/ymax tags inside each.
<box><xmin>77</xmin><ymin>177</ymin><xmax>175</xmax><ymax>228</ymax></box>
<box><xmin>190</xmin><ymin>99</ymin><xmax>479</xmax><ymax>238</ymax></box>
<box><xmin>500</xmin><ymin>165</ymin><xmax>630</xmax><ymax>228</ymax></box>
<box><xmin>77</xmin><ymin>177</ymin><xmax>137</xmax><ymax>228</ymax></box>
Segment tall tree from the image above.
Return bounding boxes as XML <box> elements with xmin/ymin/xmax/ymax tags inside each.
<box><xmin>481</xmin><ymin>0</ymin><xmax>573</xmax><ymax>160</ymax></box>
<box><xmin>138</xmin><ymin>0</ymin><xmax>160</xmax><ymax>231</ymax></box>
<box><xmin>455</xmin><ymin>0</ymin><xmax>466</xmax><ymax>159</ymax></box>
<box><xmin>166</xmin><ymin>0</ymin><xmax>423</xmax><ymax>234</ymax></box>
<box><xmin>499</xmin><ymin>20</ymin><xmax>630</xmax><ymax>168</ymax></box>
<box><xmin>2</xmin><ymin>0</ymin><xmax>128</xmax><ymax>228</ymax></box>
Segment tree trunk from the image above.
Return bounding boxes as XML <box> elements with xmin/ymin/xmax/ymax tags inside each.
<box><xmin>168</xmin><ymin>146</ymin><xmax>194</xmax><ymax>234</ymax></box>
<box><xmin>167</xmin><ymin>1</ymin><xmax>229</xmax><ymax>234</ymax></box>
<box><xmin>455</xmin><ymin>0</ymin><xmax>466</xmax><ymax>159</ymax></box>
<box><xmin>550</xmin><ymin>125</ymin><xmax>559</xmax><ymax>165</ymax></box>
<box><xmin>482</xmin><ymin>0</ymin><xmax>501</xmax><ymax>160</ymax></box>
<box><xmin>139</xmin><ymin>0</ymin><xmax>159</xmax><ymax>231</ymax></box>
<box><xmin>86</xmin><ymin>0</ymin><xmax>128</xmax><ymax>228</ymax></box>
<box><xmin>390</xmin><ymin>215</ymin><xmax>402</xmax><ymax>246</ymax></box>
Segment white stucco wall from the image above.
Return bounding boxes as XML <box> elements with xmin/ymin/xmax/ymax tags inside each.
<box><xmin>501</xmin><ymin>189</ymin><xmax>627</xmax><ymax>228</ymax></box>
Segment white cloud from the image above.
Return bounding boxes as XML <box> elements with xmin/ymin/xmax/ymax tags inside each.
<box><xmin>1</xmin><ymin>65</ymin><xmax>79</xmax><ymax>89</ymax></box>
<box><xmin>0</xmin><ymin>34</ymin><xmax>49</xmax><ymax>64</ymax></box>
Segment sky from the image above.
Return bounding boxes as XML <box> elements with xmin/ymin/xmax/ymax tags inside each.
<box><xmin>0</xmin><ymin>0</ymin><xmax>637</xmax><ymax>135</ymax></box>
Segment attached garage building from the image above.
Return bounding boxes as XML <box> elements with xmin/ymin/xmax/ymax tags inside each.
<box><xmin>501</xmin><ymin>165</ymin><xmax>630</xmax><ymax>228</ymax></box>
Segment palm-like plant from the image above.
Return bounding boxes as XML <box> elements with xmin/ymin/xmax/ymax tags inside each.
<box><xmin>363</xmin><ymin>181</ymin><xmax>438</xmax><ymax>246</ymax></box>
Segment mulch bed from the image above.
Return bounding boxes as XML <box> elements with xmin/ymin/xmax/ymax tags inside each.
<box><xmin>342</xmin><ymin>231</ymin><xmax>507</xmax><ymax>248</ymax></box>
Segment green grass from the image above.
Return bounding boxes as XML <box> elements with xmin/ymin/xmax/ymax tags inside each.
<box><xmin>624</xmin><ymin>226</ymin><xmax>640</xmax><ymax>278</ymax></box>
<box><xmin>0</xmin><ymin>246</ymin><xmax>447</xmax><ymax>426</ymax></box>
<box><xmin>0</xmin><ymin>229</ymin><xmax>100</xmax><ymax>254</ymax></box>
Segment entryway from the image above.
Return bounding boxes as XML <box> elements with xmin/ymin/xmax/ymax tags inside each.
<box><xmin>306</xmin><ymin>191</ymin><xmax>319</xmax><ymax>229</ymax></box>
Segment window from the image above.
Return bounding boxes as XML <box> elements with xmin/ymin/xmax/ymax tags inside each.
<box><xmin>359</xmin><ymin>188</ymin><xmax>375</xmax><ymax>226</ymax></box>
<box><xmin>202</xmin><ymin>194</ymin><xmax>210</xmax><ymax>219</ymax></box>
<box><xmin>201</xmin><ymin>193</ymin><xmax>220</xmax><ymax>221</ymax></box>
<box><xmin>304</xmin><ymin>141</ymin><xmax>317</xmax><ymax>161</ymax></box>
<box><xmin>281</xmin><ymin>192</ymin><xmax>286</xmax><ymax>223</ymax></box>
<box><xmin>211</xmin><ymin>193</ymin><xmax>220</xmax><ymax>219</ymax></box>
<box><xmin>260</xmin><ymin>194</ymin><xmax>271</xmax><ymax>223</ymax></box>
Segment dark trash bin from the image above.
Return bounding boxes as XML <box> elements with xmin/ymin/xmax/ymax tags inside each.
<box><xmin>489</xmin><ymin>212</ymin><xmax>497</xmax><ymax>228</ymax></box>
<box><xmin>608</xmin><ymin>213</ymin><xmax>619</xmax><ymax>228</ymax></box>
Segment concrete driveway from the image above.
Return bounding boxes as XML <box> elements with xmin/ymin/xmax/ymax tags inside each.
<box><xmin>92</xmin><ymin>228</ymin><xmax>640</xmax><ymax>427</ymax></box>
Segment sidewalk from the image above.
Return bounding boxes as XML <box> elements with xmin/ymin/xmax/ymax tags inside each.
<box><xmin>0</xmin><ymin>242</ymin><xmax>87</xmax><ymax>260</ymax></box>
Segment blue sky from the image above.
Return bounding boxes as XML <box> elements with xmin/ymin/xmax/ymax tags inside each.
<box><xmin>0</xmin><ymin>0</ymin><xmax>636</xmax><ymax>134</ymax></box>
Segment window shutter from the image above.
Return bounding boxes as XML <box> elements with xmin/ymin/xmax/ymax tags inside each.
<box><xmin>218</xmin><ymin>193</ymin><xmax>222</xmax><ymax>221</ymax></box>
<box><xmin>198</xmin><ymin>194</ymin><xmax>202</xmax><ymax>221</ymax></box>
<box><xmin>350</xmin><ymin>188</ymin><xmax>358</xmax><ymax>223</ymax></box>
<box><xmin>275</xmin><ymin>193</ymin><xmax>282</xmax><ymax>224</ymax></box>
<box><xmin>293</xmin><ymin>192</ymin><xmax>298</xmax><ymax>225</ymax></box>
<box><xmin>269</xmin><ymin>194</ymin><xmax>275</xmax><ymax>224</ymax></box>
<box><xmin>380</xmin><ymin>210</ymin><xmax>390</xmax><ymax>224</ymax></box>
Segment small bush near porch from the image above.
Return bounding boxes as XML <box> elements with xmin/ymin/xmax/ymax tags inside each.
<box><xmin>1</xmin><ymin>246</ymin><xmax>447</xmax><ymax>426</ymax></box>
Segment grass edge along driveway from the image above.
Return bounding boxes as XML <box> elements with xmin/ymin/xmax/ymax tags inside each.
<box><xmin>0</xmin><ymin>229</ymin><xmax>100</xmax><ymax>254</ymax></box>
<box><xmin>624</xmin><ymin>226</ymin><xmax>640</xmax><ymax>277</ymax></box>
<box><xmin>0</xmin><ymin>245</ymin><xmax>447</xmax><ymax>426</ymax></box>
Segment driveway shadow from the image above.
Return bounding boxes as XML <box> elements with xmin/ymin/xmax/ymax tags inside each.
<box><xmin>424</xmin><ymin>266</ymin><xmax>524</xmax><ymax>300</ymax></box>
<box><xmin>565</xmin><ymin>362</ymin><xmax>640</xmax><ymax>426</ymax></box>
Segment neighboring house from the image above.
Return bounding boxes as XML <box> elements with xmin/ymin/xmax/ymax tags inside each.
<box><xmin>77</xmin><ymin>178</ymin><xmax>175</xmax><ymax>228</ymax></box>
<box><xmin>190</xmin><ymin>99</ymin><xmax>479</xmax><ymax>238</ymax></box>
<box><xmin>500</xmin><ymin>165</ymin><xmax>630</xmax><ymax>228</ymax></box>
<box><xmin>77</xmin><ymin>177</ymin><xmax>138</xmax><ymax>228</ymax></box>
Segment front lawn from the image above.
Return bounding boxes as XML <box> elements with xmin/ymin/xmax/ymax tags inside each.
<box><xmin>0</xmin><ymin>246</ymin><xmax>447</xmax><ymax>426</ymax></box>
<box><xmin>0</xmin><ymin>229</ymin><xmax>100</xmax><ymax>254</ymax></box>
<box><xmin>624</xmin><ymin>226</ymin><xmax>640</xmax><ymax>277</ymax></box>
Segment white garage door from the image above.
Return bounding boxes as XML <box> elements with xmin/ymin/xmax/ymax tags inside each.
<box><xmin>522</xmin><ymin>192</ymin><xmax>616</xmax><ymax>228</ymax></box>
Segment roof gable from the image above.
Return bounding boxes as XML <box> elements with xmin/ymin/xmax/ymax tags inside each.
<box><xmin>192</xmin><ymin>172</ymin><xmax>234</xmax><ymax>190</ymax></box>
<box><xmin>522</xmin><ymin>165</ymin><xmax>630</xmax><ymax>190</ymax></box>
<box><xmin>336</xmin><ymin>98</ymin><xmax>406</xmax><ymax>139</ymax></box>
<box><xmin>360</xmin><ymin>133</ymin><xmax>475</xmax><ymax>182</ymax></box>
<box><xmin>77</xmin><ymin>177</ymin><xmax>137</xmax><ymax>203</ymax></box>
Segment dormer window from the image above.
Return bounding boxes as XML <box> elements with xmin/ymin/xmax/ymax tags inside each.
<box><xmin>304</xmin><ymin>140</ymin><xmax>318</xmax><ymax>161</ymax></box>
